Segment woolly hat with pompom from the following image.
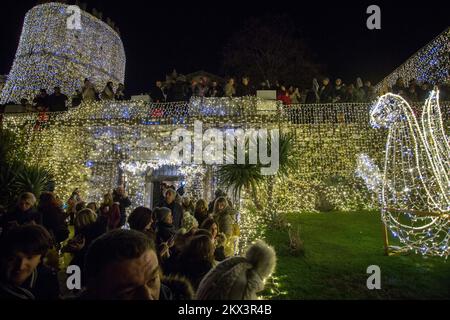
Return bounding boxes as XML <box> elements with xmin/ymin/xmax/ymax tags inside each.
<box><xmin>196</xmin><ymin>240</ymin><xmax>276</xmax><ymax>300</ymax></box>
<box><xmin>181</xmin><ymin>211</ymin><xmax>198</xmax><ymax>233</ymax></box>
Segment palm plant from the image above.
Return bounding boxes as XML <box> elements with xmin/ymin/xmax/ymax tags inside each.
<box><xmin>217</xmin><ymin>132</ymin><xmax>295</xmax><ymax>216</ymax></box>
<box><xmin>0</xmin><ymin>129</ymin><xmax>53</xmax><ymax>208</ymax></box>
<box><xmin>15</xmin><ymin>165</ymin><xmax>54</xmax><ymax>199</ymax></box>
<box><xmin>217</xmin><ymin>163</ymin><xmax>265</xmax><ymax>209</ymax></box>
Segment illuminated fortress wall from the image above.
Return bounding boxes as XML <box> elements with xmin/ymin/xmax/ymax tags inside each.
<box><xmin>2</xmin><ymin>99</ymin><xmax>448</xmax><ymax>210</ymax></box>
<box><xmin>0</xmin><ymin>2</ymin><xmax>126</xmax><ymax>104</ymax></box>
<box><xmin>375</xmin><ymin>27</ymin><xmax>450</xmax><ymax>93</ymax></box>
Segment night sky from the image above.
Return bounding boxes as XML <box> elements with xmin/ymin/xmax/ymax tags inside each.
<box><xmin>0</xmin><ymin>0</ymin><xmax>448</xmax><ymax>94</ymax></box>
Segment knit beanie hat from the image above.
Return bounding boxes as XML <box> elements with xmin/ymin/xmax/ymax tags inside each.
<box><xmin>196</xmin><ymin>240</ymin><xmax>276</xmax><ymax>300</ymax></box>
<box><xmin>180</xmin><ymin>211</ymin><xmax>198</xmax><ymax>234</ymax></box>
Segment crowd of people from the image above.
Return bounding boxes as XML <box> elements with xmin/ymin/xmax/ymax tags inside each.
<box><xmin>0</xmin><ymin>184</ymin><xmax>276</xmax><ymax>300</ymax></box>
<box><xmin>6</xmin><ymin>73</ymin><xmax>449</xmax><ymax>116</ymax></box>
<box><xmin>388</xmin><ymin>77</ymin><xmax>449</xmax><ymax>103</ymax></box>
<box><xmin>149</xmin><ymin>73</ymin><xmax>381</xmax><ymax>105</ymax></box>
<box><xmin>18</xmin><ymin>79</ymin><xmax>126</xmax><ymax>112</ymax></box>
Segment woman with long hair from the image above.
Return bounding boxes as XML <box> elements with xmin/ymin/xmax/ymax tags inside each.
<box><xmin>175</xmin><ymin>234</ymin><xmax>215</xmax><ymax>290</ymax></box>
<box><xmin>200</xmin><ymin>218</ymin><xmax>218</xmax><ymax>240</ymax></box>
<box><xmin>38</xmin><ymin>192</ymin><xmax>69</xmax><ymax>245</ymax></box>
<box><xmin>194</xmin><ymin>199</ymin><xmax>209</xmax><ymax>226</ymax></box>
<box><xmin>128</xmin><ymin>206</ymin><xmax>155</xmax><ymax>241</ymax></box>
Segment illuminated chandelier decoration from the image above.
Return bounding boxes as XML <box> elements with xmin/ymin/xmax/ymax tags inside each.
<box><xmin>356</xmin><ymin>89</ymin><xmax>450</xmax><ymax>257</ymax></box>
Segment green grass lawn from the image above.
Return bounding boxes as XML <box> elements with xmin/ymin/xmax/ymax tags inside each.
<box><xmin>263</xmin><ymin>211</ymin><xmax>450</xmax><ymax>300</ymax></box>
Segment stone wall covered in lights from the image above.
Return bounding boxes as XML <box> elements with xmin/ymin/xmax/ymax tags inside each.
<box><xmin>1</xmin><ymin>98</ymin><xmax>448</xmax><ymax>212</ymax></box>
<box><xmin>0</xmin><ymin>3</ymin><xmax>126</xmax><ymax>104</ymax></box>
<box><xmin>375</xmin><ymin>27</ymin><xmax>450</xmax><ymax>92</ymax></box>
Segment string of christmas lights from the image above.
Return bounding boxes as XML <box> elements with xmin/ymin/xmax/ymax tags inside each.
<box><xmin>2</xmin><ymin>98</ymin><xmax>447</xmax><ymax>211</ymax></box>
<box><xmin>358</xmin><ymin>90</ymin><xmax>450</xmax><ymax>257</ymax></box>
<box><xmin>0</xmin><ymin>2</ymin><xmax>125</xmax><ymax>104</ymax></box>
<box><xmin>375</xmin><ymin>27</ymin><xmax>450</xmax><ymax>92</ymax></box>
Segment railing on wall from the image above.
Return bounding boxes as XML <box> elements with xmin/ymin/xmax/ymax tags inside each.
<box><xmin>2</xmin><ymin>98</ymin><xmax>449</xmax><ymax>126</ymax></box>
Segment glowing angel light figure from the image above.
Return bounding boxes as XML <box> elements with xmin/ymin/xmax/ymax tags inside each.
<box><xmin>357</xmin><ymin>89</ymin><xmax>450</xmax><ymax>257</ymax></box>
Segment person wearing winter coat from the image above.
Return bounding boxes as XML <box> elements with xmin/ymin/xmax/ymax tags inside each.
<box><xmin>236</xmin><ymin>77</ymin><xmax>256</xmax><ymax>97</ymax></box>
<box><xmin>212</xmin><ymin>197</ymin><xmax>238</xmax><ymax>257</ymax></box>
<box><xmin>115</xmin><ymin>83</ymin><xmax>126</xmax><ymax>101</ymax></box>
<box><xmin>79</xmin><ymin>229</ymin><xmax>193</xmax><ymax>300</ymax></box>
<box><xmin>288</xmin><ymin>86</ymin><xmax>302</xmax><ymax>104</ymax></box>
<box><xmin>174</xmin><ymin>234</ymin><xmax>216</xmax><ymax>291</ymax></box>
<box><xmin>0</xmin><ymin>224</ymin><xmax>60</xmax><ymax>300</ymax></box>
<box><xmin>305</xmin><ymin>78</ymin><xmax>320</xmax><ymax>104</ymax></box>
<box><xmin>206</xmin><ymin>81</ymin><xmax>223</xmax><ymax>97</ymax></box>
<box><xmin>277</xmin><ymin>86</ymin><xmax>292</xmax><ymax>105</ymax></box>
<box><xmin>332</xmin><ymin>78</ymin><xmax>345</xmax><ymax>103</ymax></box>
<box><xmin>194</xmin><ymin>199</ymin><xmax>209</xmax><ymax>226</ymax></box>
<box><xmin>197</xmin><ymin>240</ymin><xmax>276</xmax><ymax>300</ymax></box>
<box><xmin>154</xmin><ymin>207</ymin><xmax>176</xmax><ymax>246</ymax></box>
<box><xmin>63</xmin><ymin>209</ymin><xmax>107</xmax><ymax>283</ymax></box>
<box><xmin>160</xmin><ymin>275</ymin><xmax>195</xmax><ymax>300</ymax></box>
<box><xmin>319</xmin><ymin>78</ymin><xmax>334</xmax><ymax>103</ymax></box>
<box><xmin>212</xmin><ymin>197</ymin><xmax>235</xmax><ymax>238</ymax></box>
<box><xmin>1</xmin><ymin>193</ymin><xmax>41</xmax><ymax>234</ymax></box>
<box><xmin>214</xmin><ymin>232</ymin><xmax>227</xmax><ymax>262</ymax></box>
<box><xmin>38</xmin><ymin>192</ymin><xmax>69</xmax><ymax>245</ymax></box>
<box><xmin>112</xmin><ymin>186</ymin><xmax>132</xmax><ymax>227</ymax></box>
<box><xmin>150</xmin><ymin>81</ymin><xmax>166</xmax><ymax>103</ymax></box>
<box><xmin>81</xmin><ymin>79</ymin><xmax>98</xmax><ymax>101</ymax></box>
<box><xmin>354</xmin><ymin>77</ymin><xmax>366</xmax><ymax>102</ymax></box>
<box><xmin>127</xmin><ymin>206</ymin><xmax>155</xmax><ymax>241</ymax></box>
<box><xmin>166</xmin><ymin>77</ymin><xmax>189</xmax><ymax>102</ymax></box>
<box><xmin>224</xmin><ymin>78</ymin><xmax>236</xmax><ymax>97</ymax></box>
<box><xmin>208</xmin><ymin>189</ymin><xmax>227</xmax><ymax>214</ymax></box>
<box><xmin>158</xmin><ymin>189</ymin><xmax>184</xmax><ymax>230</ymax></box>
<box><xmin>107</xmin><ymin>203</ymin><xmax>121</xmax><ymax>231</ymax></box>
<box><xmin>181</xmin><ymin>196</ymin><xmax>195</xmax><ymax>216</ymax></box>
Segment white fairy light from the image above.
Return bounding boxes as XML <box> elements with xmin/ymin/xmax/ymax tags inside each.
<box><xmin>0</xmin><ymin>2</ymin><xmax>126</xmax><ymax>104</ymax></box>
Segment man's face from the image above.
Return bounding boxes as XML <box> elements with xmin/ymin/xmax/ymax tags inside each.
<box><xmin>18</xmin><ymin>200</ymin><xmax>33</xmax><ymax>212</ymax></box>
<box><xmin>165</xmin><ymin>191</ymin><xmax>175</xmax><ymax>204</ymax></box>
<box><xmin>323</xmin><ymin>79</ymin><xmax>329</xmax><ymax>86</ymax></box>
<box><xmin>242</xmin><ymin>78</ymin><xmax>249</xmax><ymax>85</ymax></box>
<box><xmin>116</xmin><ymin>187</ymin><xmax>124</xmax><ymax>196</ymax></box>
<box><xmin>92</xmin><ymin>250</ymin><xmax>161</xmax><ymax>300</ymax></box>
<box><xmin>336</xmin><ymin>79</ymin><xmax>342</xmax><ymax>86</ymax></box>
<box><xmin>156</xmin><ymin>81</ymin><xmax>162</xmax><ymax>88</ymax></box>
<box><xmin>6</xmin><ymin>252</ymin><xmax>41</xmax><ymax>286</ymax></box>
